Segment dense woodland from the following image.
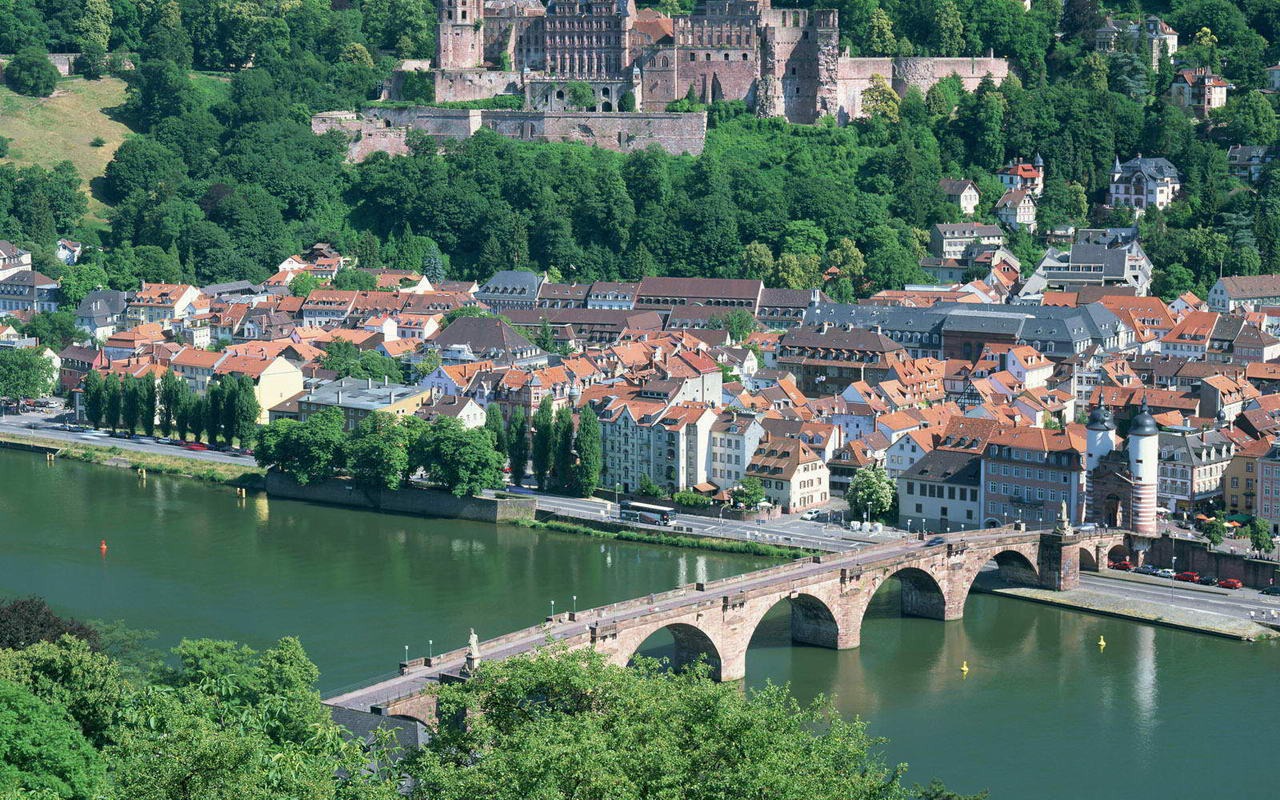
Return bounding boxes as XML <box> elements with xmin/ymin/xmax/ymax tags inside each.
<box><xmin>2</xmin><ymin>0</ymin><xmax>1280</xmax><ymax>308</ymax></box>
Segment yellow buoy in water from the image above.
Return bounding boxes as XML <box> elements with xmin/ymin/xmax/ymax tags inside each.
<box><xmin>1098</xmin><ymin>636</ymin><xmax>1106</xmax><ymax>650</ymax></box>
<box><xmin>961</xmin><ymin>660</ymin><xmax>969</xmax><ymax>676</ymax></box>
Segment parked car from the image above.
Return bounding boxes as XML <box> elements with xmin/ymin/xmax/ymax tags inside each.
<box><xmin>1217</xmin><ymin>578</ymin><xmax>1243</xmax><ymax>590</ymax></box>
<box><xmin>108</xmin><ymin>430</ymin><xmax>130</xmax><ymax>438</ymax></box>
<box><xmin>183</xmin><ymin>442</ymin><xmax>209</xmax><ymax>452</ymax></box>
<box><xmin>1196</xmin><ymin>575</ymin><xmax>1218</xmax><ymax>586</ymax></box>
<box><xmin>1134</xmin><ymin>564</ymin><xmax>1160</xmax><ymax>576</ymax></box>
<box><xmin>1108</xmin><ymin>560</ymin><xmax>1134</xmax><ymax>571</ymax></box>
<box><xmin>1174</xmin><ymin>571</ymin><xmax>1200</xmax><ymax>582</ymax></box>
<box><xmin>1155</xmin><ymin>568</ymin><xmax>1176</xmax><ymax>579</ymax></box>
<box><xmin>1260</xmin><ymin>585</ymin><xmax>1280</xmax><ymax>596</ymax></box>
<box><xmin>800</xmin><ymin>510</ymin><xmax>821</xmax><ymax>521</ymax></box>
<box><xmin>926</xmin><ymin>536</ymin><xmax>946</xmax><ymax>546</ymax></box>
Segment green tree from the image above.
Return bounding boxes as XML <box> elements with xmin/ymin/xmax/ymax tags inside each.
<box><xmin>0</xmin><ymin>679</ymin><xmax>106</xmax><ymax>800</ymax></box>
<box><xmin>934</xmin><ymin>0</ymin><xmax>965</xmax><ymax>57</ymax></box>
<box><xmin>56</xmin><ymin>260</ymin><xmax>110</xmax><ymax>308</ymax></box>
<box><xmin>3</xmin><ymin>47</ymin><xmax>60</xmax><ymax>97</ymax></box>
<box><xmin>709</xmin><ymin>308</ymin><xmax>757</xmax><ymax>343</ymax></box>
<box><xmin>410</xmin><ymin>417</ymin><xmax>505</xmax><ymax>497</ymax></box>
<box><xmin>405</xmin><ymin>647</ymin><xmax>914</xmax><ymax>800</ymax></box>
<box><xmin>120</xmin><ymin>375</ymin><xmax>142</xmax><ymax>432</ymax></box>
<box><xmin>18</xmin><ymin>311</ymin><xmax>79</xmax><ymax>350</ymax></box>
<box><xmin>731</xmin><ymin>476</ymin><xmax>765</xmax><ymax>509</ymax></box>
<box><xmin>531</xmin><ymin>396</ymin><xmax>555</xmax><ymax>491</ymax></box>
<box><xmin>0</xmin><ymin>348</ymin><xmax>55</xmax><ymax>400</ymax></box>
<box><xmin>74</xmin><ymin>0</ymin><xmax>113</xmax><ymax>53</ymax></box>
<box><xmin>157</xmin><ymin>370</ymin><xmax>184</xmax><ymax>437</ymax></box>
<box><xmin>1220</xmin><ymin>90</ymin><xmax>1278</xmax><ymax>146</ymax></box>
<box><xmin>347</xmin><ymin>411</ymin><xmax>411</xmax><ymax>493</ymax></box>
<box><xmin>572</xmin><ymin>406</ymin><xmax>602</xmax><ymax>497</ymax></box>
<box><xmin>1202</xmin><ymin>518</ymin><xmax>1227</xmax><ymax>546</ymax></box>
<box><xmin>255</xmin><ymin>408</ymin><xmax>348</xmax><ymax>485</ymax></box>
<box><xmin>868</xmin><ymin>8</ymin><xmax>896</xmax><ymax>54</ymax></box>
<box><xmin>552</xmin><ymin>405</ymin><xmax>575</xmax><ymax>492</ymax></box>
<box><xmin>506</xmin><ymin>405</ymin><xmax>529</xmax><ymax>486</ymax></box>
<box><xmin>846</xmin><ymin>465</ymin><xmax>895</xmax><ymax>522</ymax></box>
<box><xmin>862</xmin><ymin>74</ymin><xmax>900</xmax><ymax>122</ymax></box>
<box><xmin>102</xmin><ymin>373</ymin><xmax>122</xmax><ymax>430</ymax></box>
<box><xmin>565</xmin><ymin>81</ymin><xmax>597</xmax><ymax>110</ymax></box>
<box><xmin>0</xmin><ymin>598</ymin><xmax>99</xmax><ymax>653</ymax></box>
<box><xmin>288</xmin><ymin>271</ymin><xmax>321</xmax><ymax>298</ymax></box>
<box><xmin>1248</xmin><ymin>518</ymin><xmax>1275</xmax><ymax>554</ymax></box>
<box><xmin>332</xmin><ymin>268</ymin><xmax>378</xmax><ymax>291</ymax></box>
<box><xmin>82</xmin><ymin>369</ymin><xmax>105</xmax><ymax>429</ymax></box>
<box><xmin>484</xmin><ymin>403</ymin><xmax>507</xmax><ymax>456</ymax></box>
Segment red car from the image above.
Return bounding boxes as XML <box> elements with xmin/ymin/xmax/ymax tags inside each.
<box><xmin>1217</xmin><ymin>578</ymin><xmax>1243</xmax><ymax>590</ymax></box>
<box><xmin>1174</xmin><ymin>571</ymin><xmax>1200</xmax><ymax>582</ymax></box>
<box><xmin>183</xmin><ymin>442</ymin><xmax>209</xmax><ymax>452</ymax></box>
<box><xmin>1108</xmin><ymin>560</ymin><xmax>1134</xmax><ymax>571</ymax></box>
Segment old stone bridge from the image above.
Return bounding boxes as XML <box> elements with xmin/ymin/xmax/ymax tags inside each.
<box><xmin>327</xmin><ymin>523</ymin><xmax>1135</xmax><ymax>723</ymax></box>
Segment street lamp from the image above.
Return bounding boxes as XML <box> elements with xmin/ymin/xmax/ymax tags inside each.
<box><xmin>1169</xmin><ymin>555</ymin><xmax>1177</xmax><ymax>604</ymax></box>
<box><xmin>550</xmin><ymin>599</ymin><xmax>556</xmax><ymax>619</ymax></box>
<box><xmin>404</xmin><ymin>644</ymin><xmax>409</xmax><ymax>662</ymax></box>
<box><xmin>572</xmin><ymin>595</ymin><xmax>577</xmax><ymax>614</ymax></box>
<box><xmin>428</xmin><ymin>639</ymin><xmax>433</xmax><ymax>660</ymax></box>
<box><xmin>615</xmin><ymin>482</ymin><xmax>622</xmax><ymax>508</ymax></box>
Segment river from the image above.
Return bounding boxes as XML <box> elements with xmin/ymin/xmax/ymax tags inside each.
<box><xmin>2</xmin><ymin>449</ymin><xmax>1276</xmax><ymax>798</ymax></box>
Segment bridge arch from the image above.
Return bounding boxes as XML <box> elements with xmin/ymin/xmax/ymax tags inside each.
<box><xmin>848</xmin><ymin>565</ymin><xmax>954</xmax><ymax>642</ymax></box>
<box><xmin>1107</xmin><ymin>543</ymin><xmax>1130</xmax><ymax>565</ymax></box>
<box><xmin>619</xmin><ymin>621</ymin><xmax>727</xmax><ymax>680</ymax></box>
<box><xmin>745</xmin><ymin>592</ymin><xmax>846</xmax><ymax>653</ymax></box>
<box><xmin>1080</xmin><ymin>546</ymin><xmax>1099</xmax><ymax>571</ymax></box>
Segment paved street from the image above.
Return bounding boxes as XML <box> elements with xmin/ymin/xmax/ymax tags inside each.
<box><xmin>1081</xmin><ymin>571</ymin><xmax>1280</xmax><ymax>622</ymax></box>
<box><xmin>0</xmin><ymin>412</ymin><xmax>254</xmax><ymax>467</ymax></box>
<box><xmin>512</xmin><ymin>488</ymin><xmax>901</xmax><ymax>552</ymax></box>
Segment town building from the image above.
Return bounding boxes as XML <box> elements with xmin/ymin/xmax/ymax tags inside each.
<box><xmin>1170</xmin><ymin>67</ymin><xmax>1229</xmax><ymax>117</ymax></box>
<box><xmin>1108</xmin><ymin>156</ymin><xmax>1180</xmax><ymax>213</ymax></box>
<box><xmin>1156</xmin><ymin>426</ymin><xmax>1236</xmax><ymax>513</ymax></box>
<box><xmin>980</xmin><ymin>426</ymin><xmax>1088</xmax><ymax>528</ymax></box>
<box><xmin>1226</xmin><ymin>145</ymin><xmax>1279</xmax><ymax>183</ymax></box>
<box><xmin>939</xmin><ymin>179</ymin><xmax>979</xmax><ymax>215</ymax></box>
<box><xmin>1095</xmin><ymin>15</ymin><xmax>1178</xmax><ymax>68</ymax></box>
<box><xmin>0</xmin><ymin>240</ymin><xmax>32</xmax><ymax>276</ymax></box>
<box><xmin>127</xmin><ymin>283</ymin><xmax>205</xmax><ymax>325</ymax></box>
<box><xmin>1023</xmin><ymin>227</ymin><xmax>1153</xmax><ymax>297</ymax></box>
<box><xmin>1223</xmin><ymin>436</ymin><xmax>1269</xmax><ymax>518</ymax></box>
<box><xmin>0</xmin><ymin>269</ymin><xmax>60</xmax><ymax>315</ymax></box>
<box><xmin>994</xmin><ymin>189</ymin><xmax>1036</xmax><ymax>232</ymax></box>
<box><xmin>289</xmin><ymin>376</ymin><xmax>433</xmax><ymax>431</ymax></box>
<box><xmin>1209</xmin><ymin>275</ymin><xmax>1280</xmax><ymax>313</ymax></box>
<box><xmin>744</xmin><ymin>434</ymin><xmax>829</xmax><ymax>514</ymax></box>
<box><xmin>75</xmin><ymin>290</ymin><xmax>130</xmax><ymax>340</ymax></box>
<box><xmin>928</xmin><ymin>223</ymin><xmax>1005</xmax><ymax>260</ymax></box>
<box><xmin>474</xmin><ymin>270</ymin><xmax>545</xmax><ymax>311</ymax></box>
<box><xmin>996</xmin><ymin>156</ymin><xmax>1044</xmax><ymax>196</ymax></box>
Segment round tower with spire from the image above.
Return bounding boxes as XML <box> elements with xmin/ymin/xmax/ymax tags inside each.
<box><xmin>1127</xmin><ymin>399</ymin><xmax>1160</xmax><ymax>537</ymax></box>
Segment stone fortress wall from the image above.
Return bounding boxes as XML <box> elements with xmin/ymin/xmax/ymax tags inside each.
<box><xmin>312</xmin><ymin>106</ymin><xmax>707</xmax><ymax>159</ymax></box>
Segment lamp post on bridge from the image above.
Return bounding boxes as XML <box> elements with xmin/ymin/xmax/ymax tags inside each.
<box><xmin>550</xmin><ymin>599</ymin><xmax>555</xmax><ymax>619</ymax></box>
<box><xmin>428</xmin><ymin>639</ymin><xmax>433</xmax><ymax>660</ymax></box>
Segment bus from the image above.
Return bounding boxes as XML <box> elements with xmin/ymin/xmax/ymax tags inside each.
<box><xmin>620</xmin><ymin>501</ymin><xmax>674</xmax><ymax>526</ymax></box>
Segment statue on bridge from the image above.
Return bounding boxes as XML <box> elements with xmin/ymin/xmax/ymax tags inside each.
<box><xmin>463</xmin><ymin>628</ymin><xmax>481</xmax><ymax>676</ymax></box>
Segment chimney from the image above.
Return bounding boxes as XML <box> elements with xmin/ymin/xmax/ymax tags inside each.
<box><xmin>337</xmin><ymin>390</ymin><xmax>343</xmax><ymax>404</ymax></box>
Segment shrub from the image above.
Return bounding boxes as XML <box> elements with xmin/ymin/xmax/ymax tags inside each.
<box><xmin>673</xmin><ymin>490</ymin><xmax>712</xmax><ymax>508</ymax></box>
<box><xmin>0</xmin><ymin>135</ymin><xmax>9</xmax><ymax>158</ymax></box>
<box><xmin>90</xmin><ymin>136</ymin><xmax>106</xmax><ymax>147</ymax></box>
<box><xmin>4</xmin><ymin>47</ymin><xmax>61</xmax><ymax>97</ymax></box>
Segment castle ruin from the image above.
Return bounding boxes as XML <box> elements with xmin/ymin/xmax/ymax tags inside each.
<box><xmin>431</xmin><ymin>0</ymin><xmax>1010</xmax><ymax>124</ymax></box>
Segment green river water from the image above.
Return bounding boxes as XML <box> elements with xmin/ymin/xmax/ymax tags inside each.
<box><xmin>1</xmin><ymin>449</ymin><xmax>1275</xmax><ymax>798</ymax></box>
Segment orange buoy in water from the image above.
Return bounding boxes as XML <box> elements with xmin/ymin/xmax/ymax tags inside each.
<box><xmin>99</xmin><ymin>539</ymin><xmax>108</xmax><ymax>554</ymax></box>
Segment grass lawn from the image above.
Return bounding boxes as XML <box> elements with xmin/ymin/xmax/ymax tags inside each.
<box><xmin>0</xmin><ymin>76</ymin><xmax>133</xmax><ymax>222</ymax></box>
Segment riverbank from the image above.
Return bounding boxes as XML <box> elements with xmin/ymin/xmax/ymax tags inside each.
<box><xmin>0</xmin><ymin>432</ymin><xmax>264</xmax><ymax>488</ymax></box>
<box><xmin>520</xmin><ymin>516</ymin><xmax>810</xmax><ymax>558</ymax></box>
<box><xmin>974</xmin><ymin>575</ymin><xmax>1277</xmax><ymax>641</ymax></box>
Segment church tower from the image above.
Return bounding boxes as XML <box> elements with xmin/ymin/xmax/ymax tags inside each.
<box><xmin>439</xmin><ymin>0</ymin><xmax>485</xmax><ymax>70</ymax></box>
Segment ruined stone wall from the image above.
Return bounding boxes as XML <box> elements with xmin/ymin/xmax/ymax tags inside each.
<box><xmin>315</xmin><ymin>107</ymin><xmax>706</xmax><ymax>158</ymax></box>
<box><xmin>893</xmin><ymin>56</ymin><xmax>1009</xmax><ymax>95</ymax></box>
<box><xmin>673</xmin><ymin>8</ymin><xmax>761</xmax><ymax>106</ymax></box>
<box><xmin>830</xmin><ymin>56</ymin><xmax>1008</xmax><ymax>122</ymax></box>
<box><xmin>434</xmin><ymin>68</ymin><xmax>525</xmax><ymax>101</ymax></box>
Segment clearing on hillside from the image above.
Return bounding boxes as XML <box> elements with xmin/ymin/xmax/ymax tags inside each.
<box><xmin>0</xmin><ymin>76</ymin><xmax>133</xmax><ymax>220</ymax></box>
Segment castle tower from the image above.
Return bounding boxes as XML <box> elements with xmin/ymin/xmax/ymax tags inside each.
<box><xmin>1127</xmin><ymin>400</ymin><xmax>1160</xmax><ymax>537</ymax></box>
<box><xmin>439</xmin><ymin>0</ymin><xmax>485</xmax><ymax>70</ymax></box>
<box><xmin>1085</xmin><ymin>404</ymin><xmax>1115</xmax><ymax>471</ymax></box>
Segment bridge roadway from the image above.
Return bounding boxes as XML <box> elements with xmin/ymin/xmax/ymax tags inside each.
<box><xmin>326</xmin><ymin>526</ymin><xmax>1078</xmax><ymax>715</ymax></box>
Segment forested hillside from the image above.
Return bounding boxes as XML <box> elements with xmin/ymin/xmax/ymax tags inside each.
<box><xmin>1</xmin><ymin>0</ymin><xmax>1278</xmax><ymax>304</ymax></box>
